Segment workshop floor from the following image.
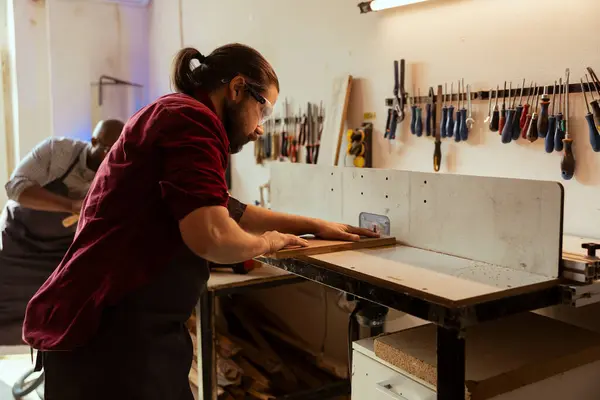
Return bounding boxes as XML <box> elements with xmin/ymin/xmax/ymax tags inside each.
<box><xmin>0</xmin><ymin>346</ymin><xmax>39</xmax><ymax>400</ymax></box>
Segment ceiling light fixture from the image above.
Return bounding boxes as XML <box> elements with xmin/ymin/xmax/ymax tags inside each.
<box><xmin>358</xmin><ymin>0</ymin><xmax>430</xmax><ymax>13</ymax></box>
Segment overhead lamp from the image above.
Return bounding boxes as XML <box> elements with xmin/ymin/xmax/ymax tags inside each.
<box><xmin>358</xmin><ymin>0</ymin><xmax>430</xmax><ymax>13</ymax></box>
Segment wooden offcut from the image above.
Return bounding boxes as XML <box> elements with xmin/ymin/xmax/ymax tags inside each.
<box><xmin>315</xmin><ymin>75</ymin><xmax>353</xmax><ymax>167</ymax></box>
<box><xmin>374</xmin><ymin>313</ymin><xmax>600</xmax><ymax>400</ymax></box>
<box><xmin>267</xmin><ymin>236</ymin><xmax>396</xmax><ymax>259</ymax></box>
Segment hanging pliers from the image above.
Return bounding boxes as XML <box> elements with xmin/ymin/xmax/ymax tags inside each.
<box><xmin>385</xmin><ymin>59</ymin><xmax>406</xmax><ymax>140</ymax></box>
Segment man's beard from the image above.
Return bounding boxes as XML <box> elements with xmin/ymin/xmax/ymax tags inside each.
<box><xmin>223</xmin><ymin>100</ymin><xmax>251</xmax><ymax>154</ymax></box>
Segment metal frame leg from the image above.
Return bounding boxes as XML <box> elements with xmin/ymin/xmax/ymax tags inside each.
<box><xmin>437</xmin><ymin>326</ymin><xmax>465</xmax><ymax>400</ymax></box>
<box><xmin>198</xmin><ymin>287</ymin><xmax>216</xmax><ymax>400</ymax></box>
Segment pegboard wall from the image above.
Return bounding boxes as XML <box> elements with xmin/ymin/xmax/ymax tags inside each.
<box><xmin>270</xmin><ymin>164</ymin><xmax>564</xmax><ymax>278</ymax></box>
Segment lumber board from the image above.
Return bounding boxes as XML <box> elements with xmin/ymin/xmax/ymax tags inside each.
<box><xmin>563</xmin><ymin>234</ymin><xmax>600</xmax><ymax>256</ymax></box>
<box><xmin>373</xmin><ymin>313</ymin><xmax>600</xmax><ymax>400</ymax></box>
<box><xmin>208</xmin><ymin>264</ymin><xmax>294</xmax><ymax>291</ymax></box>
<box><xmin>268</xmin><ymin>236</ymin><xmax>396</xmax><ymax>259</ymax></box>
<box><xmin>270</xmin><ymin>164</ymin><xmax>563</xmax><ymax>279</ymax></box>
<box><xmin>317</xmin><ymin>75</ymin><xmax>353</xmax><ymax>167</ymax></box>
<box><xmin>307</xmin><ymin>245</ymin><xmax>557</xmax><ymax>307</ymax></box>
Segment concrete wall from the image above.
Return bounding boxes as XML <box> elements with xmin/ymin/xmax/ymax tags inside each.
<box><xmin>47</xmin><ymin>0</ymin><xmax>149</xmax><ymax>142</ymax></box>
<box><xmin>2</xmin><ymin>0</ymin><xmax>149</xmax><ymax>185</ymax></box>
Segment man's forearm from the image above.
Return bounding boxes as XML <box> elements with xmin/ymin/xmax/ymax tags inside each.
<box><xmin>17</xmin><ymin>185</ymin><xmax>74</xmax><ymax>213</ymax></box>
<box><xmin>239</xmin><ymin>204</ymin><xmax>319</xmax><ymax>235</ymax></box>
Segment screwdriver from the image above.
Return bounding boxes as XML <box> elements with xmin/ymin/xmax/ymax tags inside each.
<box><xmin>581</xmin><ymin>78</ymin><xmax>600</xmax><ymax>152</ymax></box>
<box><xmin>520</xmin><ymin>81</ymin><xmax>534</xmax><ymax>129</ymax></box>
<box><xmin>586</xmin><ymin>67</ymin><xmax>600</xmax><ymax>126</ymax></box>
<box><xmin>433</xmin><ymin>85</ymin><xmax>443</xmax><ymax>172</ymax></box>
<box><xmin>526</xmin><ymin>85</ymin><xmax>540</xmax><ymax>142</ymax></box>
<box><xmin>415</xmin><ymin>89</ymin><xmax>423</xmax><ymax>137</ymax></box>
<box><xmin>440</xmin><ymin>83</ymin><xmax>448</xmax><ymax>138</ymax></box>
<box><xmin>410</xmin><ymin>87</ymin><xmax>417</xmax><ymax>135</ymax></box>
<box><xmin>585</xmin><ymin>73</ymin><xmax>600</xmax><ymax>127</ymax></box>
<box><xmin>489</xmin><ymin>85</ymin><xmax>500</xmax><ymax>132</ymax></box>
<box><xmin>484</xmin><ymin>88</ymin><xmax>492</xmax><ymax>124</ymax></box>
<box><xmin>537</xmin><ymin>86</ymin><xmax>550</xmax><ymax>137</ymax></box>
<box><xmin>459</xmin><ymin>78</ymin><xmax>469</xmax><ymax>141</ymax></box>
<box><xmin>446</xmin><ymin>82</ymin><xmax>455</xmax><ymax>138</ymax></box>
<box><xmin>512</xmin><ymin>79</ymin><xmax>525</xmax><ymax>141</ymax></box>
<box><xmin>554</xmin><ymin>78</ymin><xmax>564</xmax><ymax>152</ymax></box>
<box><xmin>521</xmin><ymin>84</ymin><xmax>537</xmax><ymax>139</ymax></box>
<box><xmin>561</xmin><ymin>68</ymin><xmax>575</xmax><ymax>180</ymax></box>
<box><xmin>454</xmin><ymin>80</ymin><xmax>462</xmax><ymax>142</ymax></box>
<box><xmin>425</xmin><ymin>88</ymin><xmax>433</xmax><ymax>136</ymax></box>
<box><xmin>501</xmin><ymin>81</ymin><xmax>516</xmax><ymax>144</ymax></box>
<box><xmin>498</xmin><ymin>81</ymin><xmax>507</xmax><ymax>134</ymax></box>
<box><xmin>545</xmin><ymin>81</ymin><xmax>558</xmax><ymax>153</ymax></box>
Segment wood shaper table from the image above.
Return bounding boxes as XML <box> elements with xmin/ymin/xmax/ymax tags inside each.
<box><xmin>260</xmin><ymin>243</ymin><xmax>563</xmax><ymax>400</ymax></box>
<box><xmin>263</xmin><ymin>164</ymin><xmax>568</xmax><ymax>400</ymax></box>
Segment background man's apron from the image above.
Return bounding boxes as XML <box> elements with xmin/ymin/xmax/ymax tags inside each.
<box><xmin>0</xmin><ymin>153</ymin><xmax>81</xmax><ymax>345</ymax></box>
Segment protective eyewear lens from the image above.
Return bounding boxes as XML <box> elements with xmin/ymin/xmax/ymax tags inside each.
<box><xmin>260</xmin><ymin>98</ymin><xmax>274</xmax><ymax>125</ymax></box>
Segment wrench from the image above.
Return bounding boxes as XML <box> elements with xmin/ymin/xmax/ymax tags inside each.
<box><xmin>466</xmin><ymin>84</ymin><xmax>475</xmax><ymax>129</ymax></box>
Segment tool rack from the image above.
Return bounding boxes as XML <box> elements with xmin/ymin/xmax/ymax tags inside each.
<box><xmin>385</xmin><ymin>81</ymin><xmax>599</xmax><ymax>106</ymax></box>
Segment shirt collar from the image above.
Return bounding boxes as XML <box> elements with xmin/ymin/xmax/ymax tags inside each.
<box><xmin>194</xmin><ymin>91</ymin><xmax>218</xmax><ymax>114</ymax></box>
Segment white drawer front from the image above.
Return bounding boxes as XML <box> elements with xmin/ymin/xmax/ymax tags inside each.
<box><xmin>352</xmin><ymin>350</ymin><xmax>436</xmax><ymax>400</ymax></box>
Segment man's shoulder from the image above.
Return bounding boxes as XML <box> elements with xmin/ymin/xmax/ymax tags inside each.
<box><xmin>44</xmin><ymin>136</ymin><xmax>87</xmax><ymax>147</ymax></box>
<box><xmin>34</xmin><ymin>136</ymin><xmax>88</xmax><ymax>155</ymax></box>
<box><xmin>154</xmin><ymin>93</ymin><xmax>218</xmax><ymax>122</ymax></box>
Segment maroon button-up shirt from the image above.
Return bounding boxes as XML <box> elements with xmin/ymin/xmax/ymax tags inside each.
<box><xmin>23</xmin><ymin>93</ymin><xmax>230</xmax><ymax>350</ymax></box>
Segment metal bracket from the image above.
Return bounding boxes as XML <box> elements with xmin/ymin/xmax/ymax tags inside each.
<box><xmin>92</xmin><ymin>75</ymin><xmax>143</xmax><ymax>106</ymax></box>
<box><xmin>562</xmin><ymin>281</ymin><xmax>600</xmax><ymax>307</ymax></box>
<box><xmin>358</xmin><ymin>212</ymin><xmax>390</xmax><ymax>236</ymax></box>
<box><xmin>562</xmin><ymin>255</ymin><xmax>600</xmax><ymax>284</ymax></box>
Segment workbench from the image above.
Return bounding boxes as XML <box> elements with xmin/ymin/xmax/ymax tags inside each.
<box><xmin>259</xmin><ymin>163</ymin><xmax>600</xmax><ymax>400</ymax></box>
<box><xmin>195</xmin><ymin>264</ymin><xmax>351</xmax><ymax>400</ymax></box>
<box><xmin>260</xmin><ymin>245</ymin><xmax>566</xmax><ymax>400</ymax></box>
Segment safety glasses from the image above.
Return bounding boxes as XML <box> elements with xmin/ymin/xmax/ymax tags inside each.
<box><xmin>221</xmin><ymin>77</ymin><xmax>273</xmax><ymax>125</ymax></box>
<box><xmin>245</xmin><ymin>84</ymin><xmax>273</xmax><ymax>125</ymax></box>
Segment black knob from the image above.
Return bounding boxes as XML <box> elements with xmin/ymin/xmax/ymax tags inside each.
<box><xmin>581</xmin><ymin>243</ymin><xmax>600</xmax><ymax>257</ymax></box>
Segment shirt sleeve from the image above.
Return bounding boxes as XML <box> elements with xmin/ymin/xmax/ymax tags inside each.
<box><xmin>227</xmin><ymin>196</ymin><xmax>247</xmax><ymax>223</ymax></box>
<box><xmin>158</xmin><ymin>106</ymin><xmax>230</xmax><ymax>221</ymax></box>
<box><xmin>5</xmin><ymin>138</ymin><xmax>62</xmax><ymax>201</ymax></box>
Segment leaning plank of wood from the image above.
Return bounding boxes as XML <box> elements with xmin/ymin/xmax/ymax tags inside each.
<box><xmin>230</xmin><ymin>306</ymin><xmax>297</xmax><ymax>384</ymax></box>
<box><xmin>223</xmin><ymin>333</ymin><xmax>282</xmax><ymax>374</ymax></box>
<box><xmin>316</xmin><ymin>75</ymin><xmax>353</xmax><ymax>167</ymax></box>
<box><xmin>374</xmin><ymin>313</ymin><xmax>600</xmax><ymax>400</ymax></box>
<box><xmin>267</xmin><ymin>236</ymin><xmax>396</xmax><ymax>259</ymax></box>
<box><xmin>237</xmin><ymin>357</ymin><xmax>270</xmax><ymax>392</ymax></box>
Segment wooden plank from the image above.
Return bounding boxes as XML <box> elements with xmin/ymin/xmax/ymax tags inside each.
<box><xmin>374</xmin><ymin>313</ymin><xmax>600</xmax><ymax>400</ymax></box>
<box><xmin>316</xmin><ymin>75</ymin><xmax>353</xmax><ymax>167</ymax></box>
<box><xmin>268</xmin><ymin>236</ymin><xmax>396</xmax><ymax>259</ymax></box>
<box><xmin>208</xmin><ymin>264</ymin><xmax>295</xmax><ymax>291</ymax></box>
<box><xmin>307</xmin><ymin>245</ymin><xmax>557</xmax><ymax>307</ymax></box>
<box><xmin>270</xmin><ymin>165</ymin><xmax>564</xmax><ymax>279</ymax></box>
<box><xmin>563</xmin><ymin>234</ymin><xmax>600</xmax><ymax>256</ymax></box>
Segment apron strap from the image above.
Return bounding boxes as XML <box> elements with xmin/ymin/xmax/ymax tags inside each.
<box><xmin>33</xmin><ymin>348</ymin><xmax>44</xmax><ymax>372</ymax></box>
<box><xmin>57</xmin><ymin>146</ymin><xmax>85</xmax><ymax>183</ymax></box>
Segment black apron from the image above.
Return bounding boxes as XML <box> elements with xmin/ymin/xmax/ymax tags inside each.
<box><xmin>39</xmin><ymin>198</ymin><xmax>246</xmax><ymax>400</ymax></box>
<box><xmin>0</xmin><ymin>152</ymin><xmax>82</xmax><ymax>345</ymax></box>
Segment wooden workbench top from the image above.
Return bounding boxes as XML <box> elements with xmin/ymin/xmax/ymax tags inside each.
<box><xmin>305</xmin><ymin>244</ymin><xmax>557</xmax><ymax>307</ymax></box>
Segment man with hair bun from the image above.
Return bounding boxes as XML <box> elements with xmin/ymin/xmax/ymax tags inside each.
<box><xmin>24</xmin><ymin>44</ymin><xmax>377</xmax><ymax>399</ymax></box>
